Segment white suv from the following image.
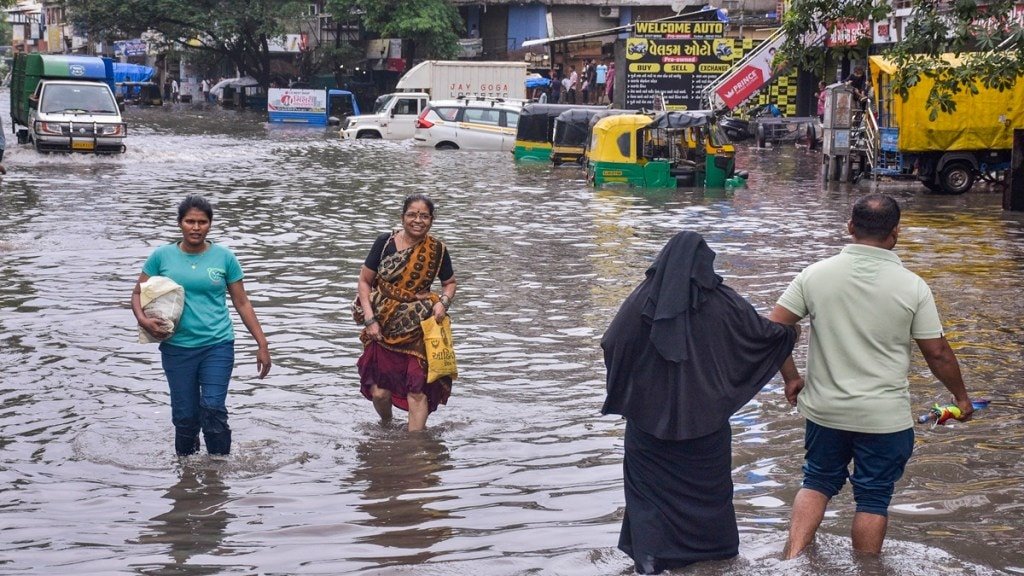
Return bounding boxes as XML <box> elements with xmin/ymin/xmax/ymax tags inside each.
<box><xmin>413</xmin><ymin>97</ymin><xmax>521</xmax><ymax>151</ymax></box>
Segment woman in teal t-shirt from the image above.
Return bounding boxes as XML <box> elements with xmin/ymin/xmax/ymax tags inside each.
<box><xmin>131</xmin><ymin>194</ymin><xmax>271</xmax><ymax>456</ymax></box>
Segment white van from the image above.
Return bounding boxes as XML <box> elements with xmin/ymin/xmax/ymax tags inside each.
<box><xmin>29</xmin><ymin>80</ymin><xmax>126</xmax><ymax>153</ymax></box>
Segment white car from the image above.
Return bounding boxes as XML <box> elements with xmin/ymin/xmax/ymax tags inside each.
<box><xmin>413</xmin><ymin>97</ymin><xmax>521</xmax><ymax>151</ymax></box>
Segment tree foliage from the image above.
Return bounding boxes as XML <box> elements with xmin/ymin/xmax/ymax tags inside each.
<box><xmin>326</xmin><ymin>0</ymin><xmax>463</xmax><ymax>67</ymax></box>
<box><xmin>65</xmin><ymin>0</ymin><xmax>309</xmax><ymax>87</ymax></box>
<box><xmin>780</xmin><ymin>0</ymin><xmax>1024</xmax><ymax>117</ymax></box>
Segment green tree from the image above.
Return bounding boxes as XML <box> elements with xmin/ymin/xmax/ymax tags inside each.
<box><xmin>0</xmin><ymin>20</ymin><xmax>11</xmax><ymax>48</ymax></box>
<box><xmin>326</xmin><ymin>0</ymin><xmax>463</xmax><ymax>69</ymax></box>
<box><xmin>65</xmin><ymin>0</ymin><xmax>309</xmax><ymax>87</ymax></box>
<box><xmin>780</xmin><ymin>0</ymin><xmax>1024</xmax><ymax>117</ymax></box>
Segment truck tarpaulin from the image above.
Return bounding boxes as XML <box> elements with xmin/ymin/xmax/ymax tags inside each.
<box><xmin>870</xmin><ymin>54</ymin><xmax>1024</xmax><ymax>153</ymax></box>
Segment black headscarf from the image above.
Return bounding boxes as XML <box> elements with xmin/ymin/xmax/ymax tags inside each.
<box><xmin>601</xmin><ymin>231</ymin><xmax>797</xmax><ymax>441</ymax></box>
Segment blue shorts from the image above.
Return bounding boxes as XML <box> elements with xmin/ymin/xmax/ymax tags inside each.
<box><xmin>801</xmin><ymin>420</ymin><xmax>914</xmax><ymax>516</ymax></box>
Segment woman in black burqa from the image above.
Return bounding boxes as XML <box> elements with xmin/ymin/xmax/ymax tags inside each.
<box><xmin>601</xmin><ymin>231</ymin><xmax>798</xmax><ymax>575</ymax></box>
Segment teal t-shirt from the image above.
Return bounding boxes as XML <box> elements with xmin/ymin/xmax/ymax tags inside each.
<box><xmin>142</xmin><ymin>241</ymin><xmax>244</xmax><ymax>348</ymax></box>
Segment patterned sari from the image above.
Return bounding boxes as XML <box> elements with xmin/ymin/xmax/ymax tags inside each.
<box><xmin>355</xmin><ymin>233</ymin><xmax>452</xmax><ymax>412</ymax></box>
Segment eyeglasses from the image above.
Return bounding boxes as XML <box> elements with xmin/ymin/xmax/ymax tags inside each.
<box><xmin>403</xmin><ymin>212</ymin><xmax>433</xmax><ymax>221</ymax></box>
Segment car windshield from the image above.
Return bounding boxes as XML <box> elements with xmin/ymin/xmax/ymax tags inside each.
<box><xmin>41</xmin><ymin>84</ymin><xmax>118</xmax><ymax>114</ymax></box>
<box><xmin>372</xmin><ymin>95</ymin><xmax>393</xmax><ymax>114</ymax></box>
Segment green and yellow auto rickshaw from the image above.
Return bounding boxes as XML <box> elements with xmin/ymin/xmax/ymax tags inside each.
<box><xmin>513</xmin><ymin>103</ymin><xmax>606</xmax><ymax>162</ymax></box>
<box><xmin>551</xmin><ymin>108</ymin><xmax>631</xmax><ymax>166</ymax></box>
<box><xmin>586</xmin><ymin>111</ymin><xmax>747</xmax><ymax>188</ymax></box>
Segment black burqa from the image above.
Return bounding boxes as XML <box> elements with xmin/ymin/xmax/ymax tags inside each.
<box><xmin>601</xmin><ymin>232</ymin><xmax>797</xmax><ymax>575</ymax></box>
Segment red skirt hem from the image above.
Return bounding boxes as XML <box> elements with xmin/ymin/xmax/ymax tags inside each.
<box><xmin>357</xmin><ymin>341</ymin><xmax>451</xmax><ymax>413</ymax></box>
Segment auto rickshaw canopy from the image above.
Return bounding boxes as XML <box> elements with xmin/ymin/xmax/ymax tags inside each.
<box><xmin>588</xmin><ymin>114</ymin><xmax>655</xmax><ymax>164</ymax></box>
<box><xmin>649</xmin><ymin>110</ymin><xmax>710</xmax><ymax>129</ymax></box>
<box><xmin>517</xmin><ymin>103</ymin><xmax>605</xmax><ymax>144</ymax></box>
<box><xmin>553</xmin><ymin>108</ymin><xmax>630</xmax><ymax>148</ymax></box>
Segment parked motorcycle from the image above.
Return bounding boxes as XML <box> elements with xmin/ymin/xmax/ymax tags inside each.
<box><xmin>719</xmin><ymin>116</ymin><xmax>753</xmax><ymax>141</ymax></box>
<box><xmin>719</xmin><ymin>104</ymin><xmax>782</xmax><ymax>143</ymax></box>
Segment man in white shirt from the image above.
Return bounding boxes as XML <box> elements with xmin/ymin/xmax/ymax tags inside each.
<box><xmin>567</xmin><ymin>65</ymin><xmax>579</xmax><ymax>104</ymax></box>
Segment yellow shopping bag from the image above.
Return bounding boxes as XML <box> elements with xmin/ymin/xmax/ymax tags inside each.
<box><xmin>421</xmin><ymin>316</ymin><xmax>458</xmax><ymax>382</ymax></box>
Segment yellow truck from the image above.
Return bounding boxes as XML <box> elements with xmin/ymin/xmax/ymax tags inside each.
<box><xmin>870</xmin><ymin>54</ymin><xmax>1024</xmax><ymax>194</ymax></box>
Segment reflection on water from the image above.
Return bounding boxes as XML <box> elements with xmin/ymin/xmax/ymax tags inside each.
<box><xmin>0</xmin><ymin>95</ymin><xmax>1022</xmax><ymax>574</ymax></box>
<box><xmin>135</xmin><ymin>466</ymin><xmax>233</xmax><ymax>576</ymax></box>
<box><xmin>350</xmin><ymin>428</ymin><xmax>454</xmax><ymax>564</ymax></box>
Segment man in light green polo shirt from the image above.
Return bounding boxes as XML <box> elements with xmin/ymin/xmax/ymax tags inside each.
<box><xmin>768</xmin><ymin>193</ymin><xmax>973</xmax><ymax>559</ymax></box>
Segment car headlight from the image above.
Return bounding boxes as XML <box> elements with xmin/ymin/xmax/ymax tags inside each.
<box><xmin>37</xmin><ymin>121</ymin><xmax>66</xmax><ymax>136</ymax></box>
<box><xmin>98</xmin><ymin>124</ymin><xmax>126</xmax><ymax>137</ymax></box>
<box><xmin>346</xmin><ymin>118</ymin><xmax>357</xmax><ymax>129</ymax></box>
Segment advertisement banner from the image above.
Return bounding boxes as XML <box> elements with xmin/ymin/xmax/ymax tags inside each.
<box><xmin>713</xmin><ymin>33</ymin><xmax>785</xmax><ymax>110</ymax></box>
<box><xmin>47</xmin><ymin>26</ymin><xmax>63</xmax><ymax>54</ymax></box>
<box><xmin>826</xmin><ymin>20</ymin><xmax>871</xmax><ymax>47</ymax></box>
<box><xmin>114</xmin><ymin>39</ymin><xmax>148</xmax><ymax>57</ymax></box>
<box><xmin>624</xmin><ymin>37</ymin><xmax>739</xmax><ymax>110</ymax></box>
<box><xmin>268</xmin><ymin>88</ymin><xmax>327</xmax><ymax>114</ymax></box>
<box><xmin>268</xmin><ymin>34</ymin><xmax>308</xmax><ymax>53</ymax></box>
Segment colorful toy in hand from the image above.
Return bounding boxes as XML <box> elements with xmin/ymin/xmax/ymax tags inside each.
<box><xmin>917</xmin><ymin>399</ymin><xmax>989</xmax><ymax>426</ymax></box>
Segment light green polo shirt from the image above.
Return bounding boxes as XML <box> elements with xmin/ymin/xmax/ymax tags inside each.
<box><xmin>778</xmin><ymin>244</ymin><xmax>944</xmax><ymax>433</ymax></box>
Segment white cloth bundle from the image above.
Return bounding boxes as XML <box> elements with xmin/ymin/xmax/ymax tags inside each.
<box><xmin>138</xmin><ymin>276</ymin><xmax>185</xmax><ymax>343</ymax></box>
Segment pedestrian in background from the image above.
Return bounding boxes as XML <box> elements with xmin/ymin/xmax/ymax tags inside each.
<box><xmin>132</xmin><ymin>194</ymin><xmax>272</xmax><ymax>456</ymax></box>
<box><xmin>586</xmin><ymin>59</ymin><xmax>598</xmax><ymax>104</ymax></box>
<box><xmin>560</xmin><ymin>73</ymin><xmax>571</xmax><ymax>104</ymax></box>
<box><xmin>567</xmin><ymin>65</ymin><xmax>579</xmax><ymax>104</ymax></box>
<box><xmin>845</xmin><ymin>65</ymin><xmax>868</xmax><ymax>102</ymax></box>
<box><xmin>595</xmin><ymin>60</ymin><xmax>608</xmax><ymax>104</ymax></box>
<box><xmin>549</xmin><ymin>68</ymin><xmax>562</xmax><ymax>104</ymax></box>
<box><xmin>602</xmin><ymin>231</ymin><xmax>798</xmax><ymax>575</ymax></box>
<box><xmin>768</xmin><ymin>193</ymin><xmax>973</xmax><ymax>559</ymax></box>
<box><xmin>0</xmin><ymin>114</ymin><xmax>6</xmax><ymax>174</ymax></box>
<box><xmin>816</xmin><ymin>81</ymin><xmax>827</xmax><ymax>120</ymax></box>
<box><xmin>171</xmin><ymin>78</ymin><xmax>179</xmax><ymax>103</ymax></box>
<box><xmin>605</xmin><ymin>61</ymin><xmax>616</xmax><ymax>106</ymax></box>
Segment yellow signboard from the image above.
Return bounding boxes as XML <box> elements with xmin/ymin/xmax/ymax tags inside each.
<box><xmin>629</xmin><ymin>63</ymin><xmax>661</xmax><ymax>73</ymax></box>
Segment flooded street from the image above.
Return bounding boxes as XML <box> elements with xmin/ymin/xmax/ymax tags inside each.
<box><xmin>2</xmin><ymin>95</ymin><xmax>1023</xmax><ymax>576</ymax></box>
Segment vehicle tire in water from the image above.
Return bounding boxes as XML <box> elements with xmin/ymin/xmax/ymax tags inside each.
<box><xmin>938</xmin><ymin>161</ymin><xmax>975</xmax><ymax>195</ymax></box>
<box><xmin>436</xmin><ymin>142</ymin><xmax>458</xmax><ymax>150</ymax></box>
<box><xmin>356</xmin><ymin>131</ymin><xmax>381</xmax><ymax>139</ymax></box>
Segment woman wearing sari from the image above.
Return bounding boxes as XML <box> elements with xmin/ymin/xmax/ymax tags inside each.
<box><xmin>601</xmin><ymin>231</ymin><xmax>798</xmax><ymax>574</ymax></box>
<box><xmin>355</xmin><ymin>194</ymin><xmax>456</xmax><ymax>431</ymax></box>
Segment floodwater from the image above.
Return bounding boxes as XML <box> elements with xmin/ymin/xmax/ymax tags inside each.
<box><xmin>1</xmin><ymin>94</ymin><xmax>1022</xmax><ymax>576</ymax></box>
